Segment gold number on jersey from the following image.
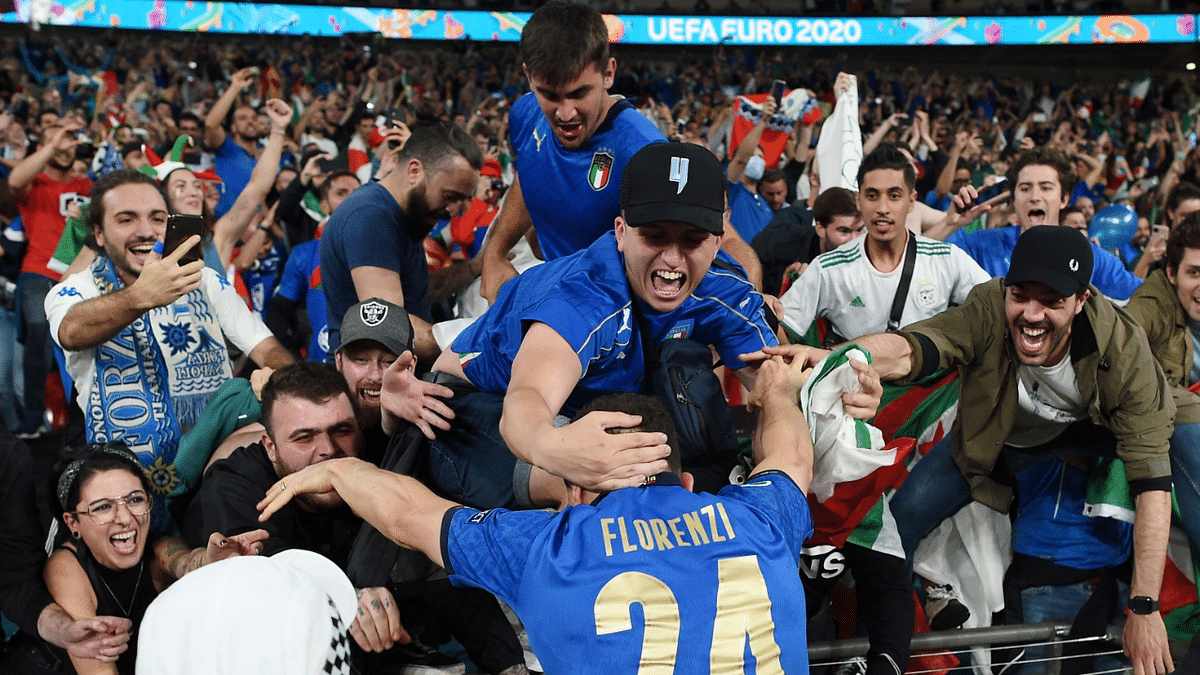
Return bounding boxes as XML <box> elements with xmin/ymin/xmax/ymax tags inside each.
<box><xmin>592</xmin><ymin>555</ymin><xmax>782</xmax><ymax>673</ymax></box>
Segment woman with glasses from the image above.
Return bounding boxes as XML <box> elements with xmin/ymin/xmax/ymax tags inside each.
<box><xmin>44</xmin><ymin>443</ymin><xmax>267</xmax><ymax>675</ymax></box>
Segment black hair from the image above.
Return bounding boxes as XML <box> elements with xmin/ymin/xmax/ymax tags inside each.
<box><xmin>86</xmin><ymin>169</ymin><xmax>162</xmax><ymax>235</ymax></box>
<box><xmin>575</xmin><ymin>393</ymin><xmax>681</xmax><ymax>474</ymax></box>
<box><xmin>760</xmin><ymin>168</ymin><xmax>788</xmax><ymax>186</ymax></box>
<box><xmin>317</xmin><ymin>170</ymin><xmax>361</xmax><ymax>203</ymax></box>
<box><xmin>54</xmin><ymin>441</ymin><xmax>152</xmax><ymax>515</ymax></box>
<box><xmin>520</xmin><ymin>1</ymin><xmax>610</xmax><ymax>88</ymax></box>
<box><xmin>396</xmin><ymin>121</ymin><xmax>483</xmax><ymax>176</ymax></box>
<box><xmin>261</xmin><ymin>362</ymin><xmax>355</xmax><ymax>439</ymax></box>
<box><xmin>812</xmin><ymin>187</ymin><xmax>860</xmax><ymax>226</ymax></box>
<box><xmin>1005</xmin><ymin>147</ymin><xmax>1077</xmax><ymax>202</ymax></box>
<box><xmin>1167</xmin><ymin>211</ymin><xmax>1200</xmax><ymax>274</ymax></box>
<box><xmin>857</xmin><ymin>143</ymin><xmax>916</xmax><ymax>192</ymax></box>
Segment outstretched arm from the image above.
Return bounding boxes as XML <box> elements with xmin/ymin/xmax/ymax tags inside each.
<box><xmin>258</xmin><ymin>457</ymin><xmax>454</xmax><ymax>568</ymax></box>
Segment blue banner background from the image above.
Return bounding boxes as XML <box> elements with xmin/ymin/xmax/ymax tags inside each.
<box><xmin>5</xmin><ymin>2</ymin><xmax>1195</xmax><ymax>46</ymax></box>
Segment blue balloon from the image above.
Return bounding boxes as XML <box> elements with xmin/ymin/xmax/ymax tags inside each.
<box><xmin>1088</xmin><ymin>203</ymin><xmax>1138</xmax><ymax>251</ymax></box>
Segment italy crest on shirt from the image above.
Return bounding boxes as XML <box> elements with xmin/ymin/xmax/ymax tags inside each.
<box><xmin>589</xmin><ymin>150</ymin><xmax>615</xmax><ymax>191</ymax></box>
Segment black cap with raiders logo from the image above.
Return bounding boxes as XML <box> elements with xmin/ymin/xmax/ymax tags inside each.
<box><xmin>1004</xmin><ymin>226</ymin><xmax>1094</xmax><ymax>297</ymax></box>
<box><xmin>337</xmin><ymin>298</ymin><xmax>414</xmax><ymax>356</ymax></box>
<box><xmin>619</xmin><ymin>142</ymin><xmax>726</xmax><ymax>235</ymax></box>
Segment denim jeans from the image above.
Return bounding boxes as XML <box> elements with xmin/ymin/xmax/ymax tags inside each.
<box><xmin>892</xmin><ymin>421</ymin><xmax>1200</xmax><ymax>564</ymax></box>
<box><xmin>1014</xmin><ymin>581</ymin><xmax>1130</xmax><ymax>675</ymax></box>
<box><xmin>425</xmin><ymin>389</ymin><xmax>520</xmax><ymax>510</ymax></box>
<box><xmin>16</xmin><ymin>273</ymin><xmax>53</xmax><ymax>434</ymax></box>
<box><xmin>0</xmin><ymin>303</ymin><xmax>24</xmax><ymax>429</ymax></box>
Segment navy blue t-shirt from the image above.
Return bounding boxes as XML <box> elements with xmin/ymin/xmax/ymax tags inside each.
<box><xmin>320</xmin><ymin>182</ymin><xmax>430</xmax><ymax>356</ymax></box>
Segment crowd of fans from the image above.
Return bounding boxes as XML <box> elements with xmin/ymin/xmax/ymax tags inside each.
<box><xmin>1</xmin><ymin>4</ymin><xmax>1200</xmax><ymax>674</ymax></box>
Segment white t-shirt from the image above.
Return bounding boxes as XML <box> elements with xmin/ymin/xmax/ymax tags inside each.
<box><xmin>46</xmin><ymin>263</ymin><xmax>274</xmax><ymax>439</ymax></box>
<box><xmin>1007</xmin><ymin>354</ymin><xmax>1088</xmax><ymax>448</ymax></box>
<box><xmin>779</xmin><ymin>233</ymin><xmax>991</xmax><ymax>343</ymax></box>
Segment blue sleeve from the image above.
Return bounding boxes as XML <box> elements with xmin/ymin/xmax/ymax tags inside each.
<box><xmin>276</xmin><ymin>245</ymin><xmax>309</xmax><ymax>302</ymax></box>
<box><xmin>523</xmin><ymin>296</ymin><xmax>615</xmax><ymax>373</ymax></box>
<box><xmin>718</xmin><ymin>471</ymin><xmax>812</xmax><ymax>558</ymax></box>
<box><xmin>441</xmin><ymin>506</ymin><xmax>554</xmax><ymax>604</ymax></box>
<box><xmin>1090</xmin><ymin>244</ymin><xmax>1142</xmax><ymax>300</ymax></box>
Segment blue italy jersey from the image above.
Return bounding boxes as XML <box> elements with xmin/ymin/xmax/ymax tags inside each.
<box><xmin>450</xmin><ymin>232</ymin><xmax>776</xmax><ymax>398</ymax></box>
<box><xmin>275</xmin><ymin>240</ymin><xmax>329</xmax><ymax>363</ymax></box>
<box><xmin>947</xmin><ymin>225</ymin><xmax>1142</xmax><ymax>300</ymax></box>
<box><xmin>728</xmin><ymin>181</ymin><xmax>773</xmax><ymax>243</ymax></box>
<box><xmin>509</xmin><ymin>93</ymin><xmax>664</xmax><ymax>260</ymax></box>
<box><xmin>443</xmin><ymin>471</ymin><xmax>813</xmax><ymax>675</ymax></box>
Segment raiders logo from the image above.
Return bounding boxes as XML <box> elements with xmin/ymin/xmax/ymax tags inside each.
<box><xmin>360</xmin><ymin>300</ymin><xmax>388</xmax><ymax>327</ymax></box>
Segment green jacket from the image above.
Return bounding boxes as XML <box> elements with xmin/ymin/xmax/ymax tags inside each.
<box><xmin>1124</xmin><ymin>268</ymin><xmax>1200</xmax><ymax>425</ymax></box>
<box><xmin>896</xmin><ymin>278</ymin><xmax>1174</xmax><ymax>513</ymax></box>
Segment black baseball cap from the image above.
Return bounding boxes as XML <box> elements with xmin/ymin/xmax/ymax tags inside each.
<box><xmin>337</xmin><ymin>298</ymin><xmax>413</xmax><ymax>356</ymax></box>
<box><xmin>620</xmin><ymin>142</ymin><xmax>726</xmax><ymax>235</ymax></box>
<box><xmin>1005</xmin><ymin>226</ymin><xmax>1094</xmax><ymax>297</ymax></box>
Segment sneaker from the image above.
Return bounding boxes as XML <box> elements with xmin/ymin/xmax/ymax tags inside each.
<box><xmin>833</xmin><ymin>656</ymin><xmax>867</xmax><ymax>675</ymax></box>
<box><xmin>925</xmin><ymin>583</ymin><xmax>970</xmax><ymax>630</ymax></box>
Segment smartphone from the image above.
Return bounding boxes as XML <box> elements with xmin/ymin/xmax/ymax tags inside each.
<box><xmin>1149</xmin><ymin>224</ymin><xmax>1168</xmax><ymax>246</ymax></box>
<box><xmin>163</xmin><ymin>213</ymin><xmax>204</xmax><ymax>266</ymax></box>
<box><xmin>1139</xmin><ymin>175</ymin><xmax>1161</xmax><ymax>191</ymax></box>
<box><xmin>976</xmin><ymin>177</ymin><xmax>1008</xmax><ymax>203</ymax></box>
<box><xmin>319</xmin><ymin>155</ymin><xmax>349</xmax><ymax>173</ymax></box>
<box><xmin>487</xmin><ymin>136</ymin><xmax>499</xmax><ymax>151</ymax></box>
<box><xmin>957</xmin><ymin>178</ymin><xmax>1009</xmax><ymax>213</ymax></box>
<box><xmin>1031</xmin><ymin>112</ymin><xmax>1048</xmax><ymax>123</ymax></box>
<box><xmin>771</xmin><ymin>79</ymin><xmax>786</xmax><ymax>105</ymax></box>
<box><xmin>388</xmin><ymin>108</ymin><xmax>408</xmax><ymax>149</ymax></box>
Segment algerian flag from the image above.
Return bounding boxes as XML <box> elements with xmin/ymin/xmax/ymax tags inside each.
<box><xmin>1130</xmin><ymin>75</ymin><xmax>1151</xmax><ymax>108</ymax></box>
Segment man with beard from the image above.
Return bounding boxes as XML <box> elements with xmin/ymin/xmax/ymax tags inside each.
<box><xmin>320</xmin><ymin>122</ymin><xmax>482</xmax><ymax>361</ymax></box>
<box><xmin>947</xmin><ymin>147</ymin><xmax>1141</xmax><ymax>300</ymax></box>
<box><xmin>46</xmin><ymin>169</ymin><xmax>293</xmax><ymax>530</ymax></box>
<box><xmin>204</xmin><ymin>67</ymin><xmax>267</xmax><ymax>218</ymax></box>
<box><xmin>801</xmin><ymin>226</ymin><xmax>1176</xmax><ymax>675</ymax></box>
<box><xmin>186</xmin><ymin>362</ymin><xmax>529</xmax><ymax>675</ymax></box>
<box><xmin>9</xmin><ymin>122</ymin><xmax>92</xmax><ymax>437</ymax></box>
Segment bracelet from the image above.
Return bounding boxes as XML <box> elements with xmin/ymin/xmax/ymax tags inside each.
<box><xmin>271</xmin><ymin>128</ymin><xmax>285</xmax><ymax>136</ymax></box>
<box><xmin>257</xmin><ymin>223</ymin><xmax>272</xmax><ymax>233</ymax></box>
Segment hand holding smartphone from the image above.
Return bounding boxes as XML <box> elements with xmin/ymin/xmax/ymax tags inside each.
<box><xmin>163</xmin><ymin>213</ymin><xmax>205</xmax><ymax>266</ymax></box>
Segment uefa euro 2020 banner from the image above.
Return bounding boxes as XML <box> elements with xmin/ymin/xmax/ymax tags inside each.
<box><xmin>7</xmin><ymin>0</ymin><xmax>1196</xmax><ymax>46</ymax></box>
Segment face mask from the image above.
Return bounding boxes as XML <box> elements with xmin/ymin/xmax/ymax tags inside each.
<box><xmin>745</xmin><ymin>155</ymin><xmax>766</xmax><ymax>181</ymax></box>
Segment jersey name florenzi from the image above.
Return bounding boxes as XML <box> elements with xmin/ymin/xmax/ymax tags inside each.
<box><xmin>600</xmin><ymin>503</ymin><xmax>736</xmax><ymax>556</ymax></box>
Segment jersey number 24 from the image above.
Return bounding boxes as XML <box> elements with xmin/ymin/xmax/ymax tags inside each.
<box><xmin>594</xmin><ymin>554</ymin><xmax>784</xmax><ymax>674</ymax></box>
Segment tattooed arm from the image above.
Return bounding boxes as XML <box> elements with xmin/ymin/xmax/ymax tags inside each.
<box><xmin>150</xmin><ymin>530</ymin><xmax>268</xmax><ymax>591</ymax></box>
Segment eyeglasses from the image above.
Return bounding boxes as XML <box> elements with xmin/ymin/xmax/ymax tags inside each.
<box><xmin>75</xmin><ymin>490</ymin><xmax>150</xmax><ymax>526</ymax></box>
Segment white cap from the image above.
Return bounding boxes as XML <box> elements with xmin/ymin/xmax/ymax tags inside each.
<box><xmin>136</xmin><ymin>550</ymin><xmax>356</xmax><ymax>675</ymax></box>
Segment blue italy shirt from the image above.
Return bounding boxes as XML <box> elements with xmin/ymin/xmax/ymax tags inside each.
<box><xmin>947</xmin><ymin>225</ymin><xmax>1142</xmax><ymax>300</ymax></box>
<box><xmin>276</xmin><ymin>239</ymin><xmax>329</xmax><ymax>363</ymax></box>
<box><xmin>442</xmin><ymin>471</ymin><xmax>813</xmax><ymax>675</ymax></box>
<box><xmin>509</xmin><ymin>93</ymin><xmax>663</xmax><ymax>260</ymax></box>
<box><xmin>450</xmin><ymin>232</ymin><xmax>776</xmax><ymax>399</ymax></box>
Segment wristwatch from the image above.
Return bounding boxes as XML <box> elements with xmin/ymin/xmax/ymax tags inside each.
<box><xmin>1127</xmin><ymin>596</ymin><xmax>1159</xmax><ymax>615</ymax></box>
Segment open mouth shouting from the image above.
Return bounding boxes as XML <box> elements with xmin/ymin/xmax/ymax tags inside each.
<box><xmin>1013</xmin><ymin>320</ymin><xmax>1054</xmax><ymax>361</ymax></box>
<box><xmin>556</xmin><ymin>120</ymin><xmax>585</xmax><ymax>143</ymax></box>
<box><xmin>110</xmin><ymin>529</ymin><xmax>140</xmax><ymax>557</ymax></box>
<box><xmin>1025</xmin><ymin>208</ymin><xmax>1048</xmax><ymax>227</ymax></box>
<box><xmin>651</xmin><ymin>269</ymin><xmax>686</xmax><ymax>300</ymax></box>
<box><xmin>358</xmin><ymin>386</ymin><xmax>381</xmax><ymax>408</ymax></box>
